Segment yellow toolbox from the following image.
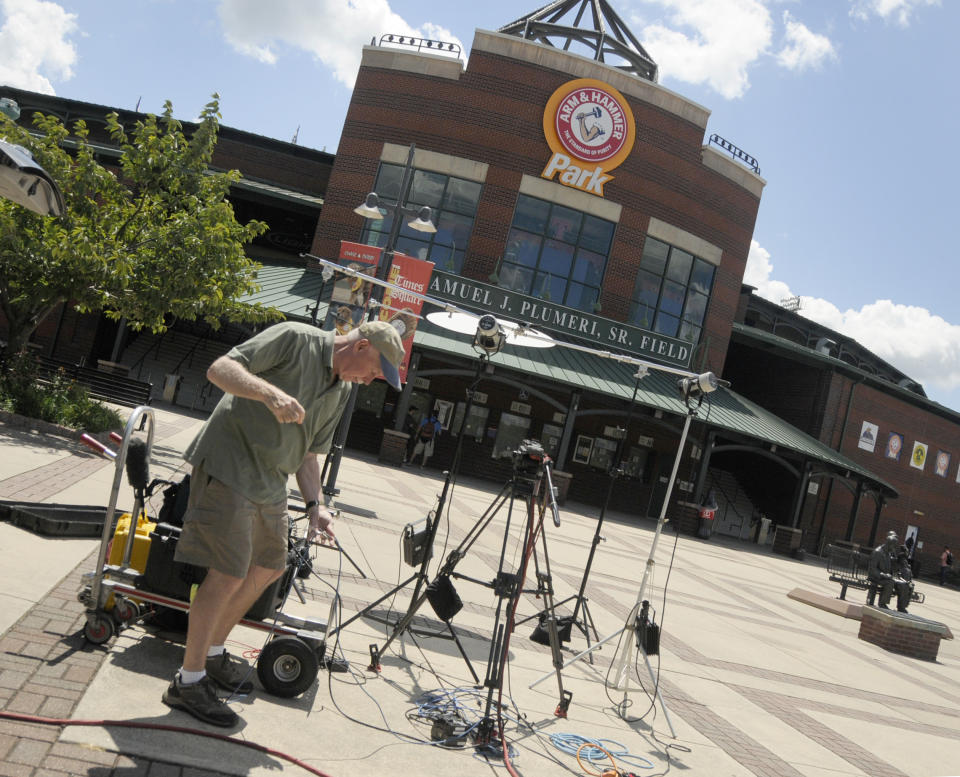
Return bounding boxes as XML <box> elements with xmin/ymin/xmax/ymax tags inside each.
<box><xmin>108</xmin><ymin>511</ymin><xmax>156</xmax><ymax>570</ymax></box>
<box><xmin>105</xmin><ymin>512</ymin><xmax>156</xmax><ymax>609</ymax></box>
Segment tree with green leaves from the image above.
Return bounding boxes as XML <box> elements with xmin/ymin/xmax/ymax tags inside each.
<box><xmin>0</xmin><ymin>95</ymin><xmax>279</xmax><ymax>358</ymax></box>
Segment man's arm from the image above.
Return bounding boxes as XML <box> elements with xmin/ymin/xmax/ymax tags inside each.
<box><xmin>295</xmin><ymin>453</ymin><xmax>336</xmax><ymax>544</ymax></box>
<box><xmin>207</xmin><ymin>355</ymin><xmax>305</xmax><ymax>424</ymax></box>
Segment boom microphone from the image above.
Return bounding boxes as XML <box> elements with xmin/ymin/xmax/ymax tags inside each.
<box><xmin>124</xmin><ymin>437</ymin><xmax>150</xmax><ymax>492</ymax></box>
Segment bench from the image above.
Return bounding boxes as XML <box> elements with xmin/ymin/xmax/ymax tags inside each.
<box><xmin>826</xmin><ymin>544</ymin><xmax>924</xmax><ymax>605</ymax></box>
<box><xmin>36</xmin><ymin>356</ymin><xmax>153</xmax><ymax>408</ymax></box>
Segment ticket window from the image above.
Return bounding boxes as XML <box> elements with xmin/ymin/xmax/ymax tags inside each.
<box><xmin>621</xmin><ymin>446</ymin><xmax>650</xmax><ymax>480</ymax></box>
<box><xmin>453</xmin><ymin>401</ymin><xmax>489</xmax><ymax>442</ymax></box>
<box><xmin>589</xmin><ymin>437</ymin><xmax>618</xmax><ymax>471</ymax></box>
<box><xmin>492</xmin><ymin>412</ymin><xmax>532</xmax><ymax>460</ymax></box>
<box><xmin>541</xmin><ymin>423</ymin><xmax>563</xmax><ymax>459</ymax></box>
<box><xmin>356</xmin><ymin>381</ymin><xmax>388</xmax><ymax>417</ymax></box>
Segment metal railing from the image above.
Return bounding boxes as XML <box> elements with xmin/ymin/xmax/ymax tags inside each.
<box><xmin>379</xmin><ymin>34</ymin><xmax>461</xmax><ymax>57</ymax></box>
<box><xmin>708</xmin><ymin>133</ymin><xmax>760</xmax><ymax>174</ymax></box>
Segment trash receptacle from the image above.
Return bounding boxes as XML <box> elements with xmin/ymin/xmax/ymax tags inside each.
<box><xmin>697</xmin><ymin>489</ymin><xmax>718</xmax><ymax>540</ymax></box>
<box><xmin>162</xmin><ymin>373</ymin><xmax>182</xmax><ymax>403</ymax></box>
<box><xmin>756</xmin><ymin>516</ymin><xmax>772</xmax><ymax>544</ymax></box>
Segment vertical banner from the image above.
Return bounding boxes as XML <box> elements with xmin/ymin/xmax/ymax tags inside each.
<box><xmin>858</xmin><ymin>421</ymin><xmax>878</xmax><ymax>452</ymax></box>
<box><xmin>910</xmin><ymin>441</ymin><xmax>927</xmax><ymax>470</ymax></box>
<box><xmin>379</xmin><ymin>252</ymin><xmax>434</xmax><ymax>383</ymax></box>
<box><xmin>935</xmin><ymin>450</ymin><xmax>950</xmax><ymax>477</ymax></box>
<box><xmin>885</xmin><ymin>432</ymin><xmax>904</xmax><ymax>461</ymax></box>
<box><xmin>325</xmin><ymin>241</ymin><xmax>383</xmax><ymax>334</ymax></box>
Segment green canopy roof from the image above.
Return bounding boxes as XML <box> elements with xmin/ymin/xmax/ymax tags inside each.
<box><xmin>243</xmin><ymin>261</ymin><xmax>896</xmax><ymax>496</ymax></box>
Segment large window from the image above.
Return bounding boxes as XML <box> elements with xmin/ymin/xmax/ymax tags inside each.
<box><xmin>360</xmin><ymin>163</ymin><xmax>482</xmax><ymax>273</ymax></box>
<box><xmin>629</xmin><ymin>237</ymin><xmax>715</xmax><ymax>344</ymax></box>
<box><xmin>496</xmin><ymin>195</ymin><xmax>615</xmax><ymax>312</ymax></box>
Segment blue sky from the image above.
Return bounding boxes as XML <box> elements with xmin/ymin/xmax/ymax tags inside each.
<box><xmin>2</xmin><ymin>0</ymin><xmax>958</xmax><ymax>411</ymax></box>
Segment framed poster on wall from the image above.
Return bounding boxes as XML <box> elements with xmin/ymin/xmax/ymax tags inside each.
<box><xmin>572</xmin><ymin>435</ymin><xmax>594</xmax><ymax>465</ymax></box>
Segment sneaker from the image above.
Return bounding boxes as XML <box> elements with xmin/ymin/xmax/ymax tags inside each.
<box><xmin>162</xmin><ymin>675</ymin><xmax>238</xmax><ymax>728</ymax></box>
<box><xmin>205</xmin><ymin>651</ymin><xmax>254</xmax><ymax>694</ymax></box>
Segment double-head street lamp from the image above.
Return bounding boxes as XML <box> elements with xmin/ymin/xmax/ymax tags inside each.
<box><xmin>321</xmin><ymin>143</ymin><xmax>436</xmax><ymax>497</ymax></box>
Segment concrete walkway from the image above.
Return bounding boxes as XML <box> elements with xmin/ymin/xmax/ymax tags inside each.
<box><xmin>0</xmin><ymin>403</ymin><xmax>958</xmax><ymax>777</ymax></box>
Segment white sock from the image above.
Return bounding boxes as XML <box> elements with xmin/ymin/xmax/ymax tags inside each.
<box><xmin>178</xmin><ymin>668</ymin><xmax>206</xmax><ymax>685</ymax></box>
<box><xmin>207</xmin><ymin>645</ymin><xmax>225</xmax><ymax>658</ymax></box>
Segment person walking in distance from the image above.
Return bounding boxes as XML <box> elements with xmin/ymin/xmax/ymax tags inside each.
<box><xmin>411</xmin><ymin>410</ymin><xmax>443</xmax><ymax>470</ymax></box>
<box><xmin>161</xmin><ymin>320</ymin><xmax>404</xmax><ymax>728</ymax></box>
<box><xmin>941</xmin><ymin>545</ymin><xmax>953</xmax><ymax>586</ymax></box>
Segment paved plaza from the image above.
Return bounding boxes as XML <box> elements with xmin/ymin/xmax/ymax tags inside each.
<box><xmin>0</xmin><ymin>403</ymin><xmax>957</xmax><ymax>777</ymax></box>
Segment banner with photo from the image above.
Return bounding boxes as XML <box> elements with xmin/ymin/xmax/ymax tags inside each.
<box><xmin>858</xmin><ymin>421</ymin><xmax>878</xmax><ymax>452</ymax></box>
<box><xmin>379</xmin><ymin>252</ymin><xmax>434</xmax><ymax>383</ymax></box>
<box><xmin>324</xmin><ymin>241</ymin><xmax>382</xmax><ymax>335</ymax></box>
<box><xmin>885</xmin><ymin>432</ymin><xmax>904</xmax><ymax>461</ymax></box>
<box><xmin>910</xmin><ymin>441</ymin><xmax>927</xmax><ymax>470</ymax></box>
<box><xmin>934</xmin><ymin>450</ymin><xmax>951</xmax><ymax>477</ymax></box>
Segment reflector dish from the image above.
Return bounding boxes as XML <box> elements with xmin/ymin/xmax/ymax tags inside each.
<box><xmin>426</xmin><ymin>310</ymin><xmax>555</xmax><ymax>349</ymax></box>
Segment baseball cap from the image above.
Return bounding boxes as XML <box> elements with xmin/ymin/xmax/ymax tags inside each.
<box><xmin>359</xmin><ymin>320</ymin><xmax>404</xmax><ymax>390</ymax></box>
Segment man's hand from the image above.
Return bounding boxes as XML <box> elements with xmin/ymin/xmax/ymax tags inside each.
<box><xmin>307</xmin><ymin>504</ymin><xmax>337</xmax><ymax>546</ymax></box>
<box><xmin>267</xmin><ymin>390</ymin><xmax>305</xmax><ymax>424</ymax></box>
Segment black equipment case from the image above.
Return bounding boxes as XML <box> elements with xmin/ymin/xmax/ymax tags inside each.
<box><xmin>138</xmin><ymin>522</ymin><xmax>296</xmax><ymax>620</ymax></box>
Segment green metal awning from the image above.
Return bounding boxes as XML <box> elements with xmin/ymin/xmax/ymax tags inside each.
<box><xmin>242</xmin><ymin>262</ymin><xmax>896</xmax><ymax>496</ymax></box>
<box><xmin>414</xmin><ymin>315</ymin><xmax>896</xmax><ymax>496</ymax></box>
<box><xmin>241</xmin><ymin>262</ymin><xmax>327</xmax><ymax>318</ymax></box>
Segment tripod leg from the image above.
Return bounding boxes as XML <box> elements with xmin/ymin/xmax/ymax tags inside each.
<box><xmin>446</xmin><ymin>621</ymin><xmax>479</xmax><ymax>684</ymax></box>
<box><xmin>641</xmin><ymin>648</ymin><xmax>677</xmax><ymax>737</ymax></box>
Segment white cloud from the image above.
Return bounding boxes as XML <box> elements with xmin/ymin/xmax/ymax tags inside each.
<box><xmin>744</xmin><ymin>240</ymin><xmax>960</xmax><ymax>403</ymax></box>
<box><xmin>849</xmin><ymin>0</ymin><xmax>941</xmax><ymax>26</ymax></box>
<box><xmin>638</xmin><ymin>0</ymin><xmax>773</xmax><ymax>99</ymax></box>
<box><xmin>217</xmin><ymin>0</ymin><xmax>463</xmax><ymax>88</ymax></box>
<box><xmin>0</xmin><ymin>0</ymin><xmax>77</xmax><ymax>94</ymax></box>
<box><xmin>776</xmin><ymin>11</ymin><xmax>837</xmax><ymax>71</ymax></box>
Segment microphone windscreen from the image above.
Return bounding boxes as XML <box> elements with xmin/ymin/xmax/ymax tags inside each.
<box><xmin>125</xmin><ymin>437</ymin><xmax>150</xmax><ymax>490</ymax></box>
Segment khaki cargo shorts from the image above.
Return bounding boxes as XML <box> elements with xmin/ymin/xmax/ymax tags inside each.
<box><xmin>174</xmin><ymin>464</ymin><xmax>288</xmax><ymax>579</ymax></box>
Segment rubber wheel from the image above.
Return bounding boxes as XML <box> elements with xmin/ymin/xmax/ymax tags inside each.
<box><xmin>84</xmin><ymin>613</ymin><xmax>115</xmax><ymax>645</ymax></box>
<box><xmin>113</xmin><ymin>598</ymin><xmax>140</xmax><ymax>625</ymax></box>
<box><xmin>256</xmin><ymin>636</ymin><xmax>319</xmax><ymax>698</ymax></box>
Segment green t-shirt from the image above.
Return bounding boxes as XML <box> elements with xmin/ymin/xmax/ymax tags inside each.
<box><xmin>183</xmin><ymin>322</ymin><xmax>351</xmax><ymax>503</ymax></box>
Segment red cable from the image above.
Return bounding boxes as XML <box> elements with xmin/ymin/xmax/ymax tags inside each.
<box><xmin>0</xmin><ymin>710</ymin><xmax>336</xmax><ymax>777</ymax></box>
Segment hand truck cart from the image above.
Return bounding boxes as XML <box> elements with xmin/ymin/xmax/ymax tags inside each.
<box><xmin>77</xmin><ymin>405</ymin><xmax>334</xmax><ymax>698</ymax></box>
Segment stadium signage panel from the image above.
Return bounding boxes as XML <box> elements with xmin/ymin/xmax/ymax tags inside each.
<box><xmin>427</xmin><ymin>270</ymin><xmax>691</xmax><ymax>368</ymax></box>
<box><xmin>541</xmin><ymin>78</ymin><xmax>636</xmax><ymax>197</ymax></box>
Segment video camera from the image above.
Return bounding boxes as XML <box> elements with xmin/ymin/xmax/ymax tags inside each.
<box><xmin>507</xmin><ymin>439</ymin><xmax>547</xmax><ymax>476</ymax></box>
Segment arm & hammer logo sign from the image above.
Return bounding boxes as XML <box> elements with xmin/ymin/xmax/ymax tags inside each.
<box><xmin>541</xmin><ymin>78</ymin><xmax>636</xmax><ymax>197</ymax></box>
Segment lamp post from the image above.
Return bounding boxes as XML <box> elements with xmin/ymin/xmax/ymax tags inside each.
<box><xmin>321</xmin><ymin>143</ymin><xmax>436</xmax><ymax>498</ymax></box>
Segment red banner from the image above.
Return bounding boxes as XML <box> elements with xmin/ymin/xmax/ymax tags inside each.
<box><xmin>338</xmin><ymin>241</ymin><xmax>383</xmax><ymax>264</ymax></box>
<box><xmin>379</xmin><ymin>252</ymin><xmax>435</xmax><ymax>383</ymax></box>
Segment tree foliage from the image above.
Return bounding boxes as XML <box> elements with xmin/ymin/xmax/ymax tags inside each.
<box><xmin>0</xmin><ymin>95</ymin><xmax>280</xmax><ymax>355</ymax></box>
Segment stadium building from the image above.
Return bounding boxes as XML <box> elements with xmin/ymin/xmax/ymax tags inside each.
<box><xmin>2</xmin><ymin>2</ymin><xmax>957</xmax><ymax>576</ymax></box>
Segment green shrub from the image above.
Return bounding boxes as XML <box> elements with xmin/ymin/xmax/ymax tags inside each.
<box><xmin>0</xmin><ymin>353</ymin><xmax>123</xmax><ymax>433</ymax></box>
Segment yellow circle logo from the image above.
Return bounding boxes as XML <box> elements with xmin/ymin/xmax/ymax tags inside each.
<box><xmin>543</xmin><ymin>78</ymin><xmax>635</xmax><ymax>171</ymax></box>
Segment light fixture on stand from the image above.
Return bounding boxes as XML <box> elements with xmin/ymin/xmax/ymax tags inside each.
<box><xmin>529</xmin><ymin>369</ymin><xmax>725</xmax><ymax>738</ymax></box>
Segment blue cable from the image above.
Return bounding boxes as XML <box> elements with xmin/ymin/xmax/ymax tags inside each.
<box><xmin>549</xmin><ymin>732</ymin><xmax>654</xmax><ymax>770</ymax></box>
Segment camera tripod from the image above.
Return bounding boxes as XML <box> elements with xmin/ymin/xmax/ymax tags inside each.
<box><xmin>332</xmin><ymin>358</ymin><xmax>488</xmax><ymax>682</ymax></box>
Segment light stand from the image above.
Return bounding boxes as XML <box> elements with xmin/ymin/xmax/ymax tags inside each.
<box><xmin>529</xmin><ymin>374</ymin><xmax>722</xmax><ymax>737</ymax></box>
<box><xmin>321</xmin><ymin>143</ymin><xmax>436</xmax><ymax>499</ymax></box>
<box><xmin>518</xmin><ymin>367</ymin><xmax>647</xmax><ymax>656</ymax></box>
<box><xmin>332</xmin><ymin>356</ymin><xmax>487</xmax><ymax>683</ymax></box>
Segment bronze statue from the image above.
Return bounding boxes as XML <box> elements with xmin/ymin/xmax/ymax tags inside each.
<box><xmin>868</xmin><ymin>532</ymin><xmax>912</xmax><ymax>612</ymax></box>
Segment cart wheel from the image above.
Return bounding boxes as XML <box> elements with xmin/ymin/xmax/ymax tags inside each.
<box><xmin>84</xmin><ymin>613</ymin><xmax>115</xmax><ymax>645</ymax></box>
<box><xmin>113</xmin><ymin>598</ymin><xmax>140</xmax><ymax>625</ymax></box>
<box><xmin>256</xmin><ymin>636</ymin><xmax>319</xmax><ymax>698</ymax></box>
